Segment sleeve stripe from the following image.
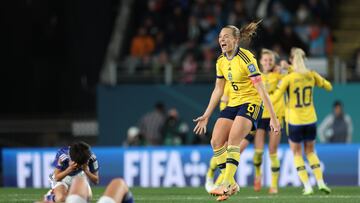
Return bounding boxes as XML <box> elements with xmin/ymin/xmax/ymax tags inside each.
<box><xmin>249</xmin><ymin>73</ymin><xmax>261</xmax><ymax>77</ymax></box>
<box><xmin>216</xmin><ymin>76</ymin><xmax>225</xmax><ymax>79</ymax></box>
<box><xmin>237</xmin><ymin>53</ymin><xmax>250</xmax><ymax>64</ymax></box>
<box><xmin>239</xmin><ymin>50</ymin><xmax>251</xmax><ymax>61</ymax></box>
<box><xmin>238</xmin><ymin>50</ymin><xmax>251</xmax><ymax>63</ymax></box>
<box><xmin>90</xmin><ymin>153</ymin><xmax>97</xmax><ymax>160</ymax></box>
<box><xmin>59</xmin><ymin>154</ymin><xmax>68</xmax><ymax>161</ymax></box>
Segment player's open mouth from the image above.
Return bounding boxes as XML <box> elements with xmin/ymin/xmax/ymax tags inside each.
<box><xmin>221</xmin><ymin>43</ymin><xmax>227</xmax><ymax>49</ymax></box>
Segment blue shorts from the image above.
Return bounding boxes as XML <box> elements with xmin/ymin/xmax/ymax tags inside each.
<box><xmin>288</xmin><ymin>123</ymin><xmax>317</xmax><ymax>143</ymax></box>
<box><xmin>219</xmin><ymin>103</ymin><xmax>263</xmax><ymax>131</ymax></box>
<box><xmin>257</xmin><ymin>118</ymin><xmax>270</xmax><ymax>131</ymax></box>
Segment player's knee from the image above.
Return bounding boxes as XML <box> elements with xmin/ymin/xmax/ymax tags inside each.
<box><xmin>55</xmin><ymin>193</ymin><xmax>67</xmax><ymax>202</ymax></box>
<box><xmin>110</xmin><ymin>178</ymin><xmax>129</xmax><ymax>193</ymax></box>
<box><xmin>210</xmin><ymin>138</ymin><xmax>225</xmax><ymax>149</ymax></box>
<box><xmin>210</xmin><ymin>137</ymin><xmax>221</xmax><ymax>149</ymax></box>
<box><xmin>72</xmin><ymin>176</ymin><xmax>87</xmax><ymax>188</ymax></box>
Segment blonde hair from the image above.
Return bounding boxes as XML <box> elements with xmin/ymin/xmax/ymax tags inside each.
<box><xmin>260</xmin><ymin>48</ymin><xmax>278</xmax><ymax>72</ymax></box>
<box><xmin>261</xmin><ymin>48</ymin><xmax>276</xmax><ymax>60</ymax></box>
<box><xmin>291</xmin><ymin>47</ymin><xmax>308</xmax><ymax>73</ymax></box>
<box><xmin>225</xmin><ymin>20</ymin><xmax>262</xmax><ymax>46</ymax></box>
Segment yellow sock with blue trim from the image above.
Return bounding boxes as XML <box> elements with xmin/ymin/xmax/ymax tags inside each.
<box><xmin>215</xmin><ymin>173</ymin><xmax>224</xmax><ymax>186</ymax></box>
<box><xmin>294</xmin><ymin>155</ymin><xmax>310</xmax><ymax>187</ymax></box>
<box><xmin>213</xmin><ymin>145</ymin><xmax>227</xmax><ymax>175</ymax></box>
<box><xmin>207</xmin><ymin>156</ymin><xmax>218</xmax><ymax>179</ymax></box>
<box><xmin>270</xmin><ymin>153</ymin><xmax>280</xmax><ymax>189</ymax></box>
<box><xmin>253</xmin><ymin>149</ymin><xmax>263</xmax><ymax>178</ymax></box>
<box><xmin>306</xmin><ymin>152</ymin><xmax>325</xmax><ymax>185</ymax></box>
<box><xmin>223</xmin><ymin>145</ymin><xmax>240</xmax><ymax>185</ymax></box>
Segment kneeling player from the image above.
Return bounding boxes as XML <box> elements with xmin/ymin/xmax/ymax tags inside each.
<box><xmin>66</xmin><ymin>177</ymin><xmax>134</xmax><ymax>203</ymax></box>
<box><xmin>44</xmin><ymin>141</ymin><xmax>99</xmax><ymax>202</ymax></box>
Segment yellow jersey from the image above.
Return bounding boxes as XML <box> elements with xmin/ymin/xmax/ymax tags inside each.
<box><xmin>261</xmin><ymin>72</ymin><xmax>284</xmax><ymax>119</ymax></box>
<box><xmin>271</xmin><ymin>71</ymin><xmax>332</xmax><ymax>125</ymax></box>
<box><xmin>287</xmin><ymin>65</ymin><xmax>294</xmax><ymax>73</ymax></box>
<box><xmin>220</xmin><ymin>81</ymin><xmax>231</xmax><ymax>111</ymax></box>
<box><xmin>216</xmin><ymin>48</ymin><xmax>262</xmax><ymax>107</ymax></box>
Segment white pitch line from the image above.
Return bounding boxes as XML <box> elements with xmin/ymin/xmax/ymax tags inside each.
<box><xmin>132</xmin><ymin>195</ymin><xmax>360</xmax><ymax>201</ymax></box>
<box><xmin>2</xmin><ymin>194</ymin><xmax>360</xmax><ymax>202</ymax></box>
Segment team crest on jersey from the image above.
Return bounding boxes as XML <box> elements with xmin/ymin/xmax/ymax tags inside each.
<box><xmin>247</xmin><ymin>64</ymin><xmax>256</xmax><ymax>73</ymax></box>
<box><xmin>228</xmin><ymin>72</ymin><xmax>233</xmax><ymax>81</ymax></box>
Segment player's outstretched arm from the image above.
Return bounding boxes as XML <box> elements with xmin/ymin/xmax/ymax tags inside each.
<box><xmin>312</xmin><ymin>71</ymin><xmax>333</xmax><ymax>91</ymax></box>
<box><xmin>193</xmin><ymin>78</ymin><xmax>225</xmax><ymax>135</ymax></box>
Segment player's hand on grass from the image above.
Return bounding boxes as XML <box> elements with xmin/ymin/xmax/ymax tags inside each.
<box><xmin>193</xmin><ymin>115</ymin><xmax>209</xmax><ymax>135</ymax></box>
<box><xmin>270</xmin><ymin>118</ymin><xmax>280</xmax><ymax>136</ymax></box>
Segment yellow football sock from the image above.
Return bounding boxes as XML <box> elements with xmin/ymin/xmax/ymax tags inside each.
<box><xmin>253</xmin><ymin>149</ymin><xmax>263</xmax><ymax>178</ymax></box>
<box><xmin>207</xmin><ymin>156</ymin><xmax>218</xmax><ymax>178</ymax></box>
<box><xmin>223</xmin><ymin>145</ymin><xmax>240</xmax><ymax>185</ymax></box>
<box><xmin>213</xmin><ymin>145</ymin><xmax>227</xmax><ymax>174</ymax></box>
<box><xmin>269</xmin><ymin>153</ymin><xmax>280</xmax><ymax>189</ymax></box>
<box><xmin>306</xmin><ymin>152</ymin><xmax>323</xmax><ymax>182</ymax></box>
<box><xmin>294</xmin><ymin>155</ymin><xmax>309</xmax><ymax>185</ymax></box>
<box><xmin>215</xmin><ymin>173</ymin><xmax>224</xmax><ymax>186</ymax></box>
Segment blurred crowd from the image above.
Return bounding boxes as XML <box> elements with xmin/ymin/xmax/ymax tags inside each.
<box><xmin>123</xmin><ymin>0</ymin><xmax>334</xmax><ymax>83</ymax></box>
<box><xmin>350</xmin><ymin>48</ymin><xmax>360</xmax><ymax>79</ymax></box>
<box><xmin>123</xmin><ymin>102</ymin><xmax>210</xmax><ymax>146</ymax></box>
<box><xmin>124</xmin><ymin>99</ymin><xmax>353</xmax><ymax>146</ymax></box>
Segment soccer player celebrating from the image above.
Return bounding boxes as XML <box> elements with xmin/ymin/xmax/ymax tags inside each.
<box><xmin>205</xmin><ymin>81</ymin><xmax>256</xmax><ymax>193</ymax></box>
<box><xmin>44</xmin><ymin>141</ymin><xmax>99</xmax><ymax>202</ymax></box>
<box><xmin>252</xmin><ymin>49</ymin><xmax>285</xmax><ymax>194</ymax></box>
<box><xmin>271</xmin><ymin>48</ymin><xmax>332</xmax><ymax>195</ymax></box>
<box><xmin>194</xmin><ymin>21</ymin><xmax>280</xmax><ymax>201</ymax></box>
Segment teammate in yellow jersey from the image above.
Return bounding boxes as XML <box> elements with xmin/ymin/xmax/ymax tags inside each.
<box><xmin>194</xmin><ymin>21</ymin><xmax>280</xmax><ymax>201</ymax></box>
<box><xmin>252</xmin><ymin>49</ymin><xmax>284</xmax><ymax>194</ymax></box>
<box><xmin>271</xmin><ymin>48</ymin><xmax>332</xmax><ymax>195</ymax></box>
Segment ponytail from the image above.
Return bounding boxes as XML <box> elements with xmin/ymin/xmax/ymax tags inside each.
<box><xmin>239</xmin><ymin>20</ymin><xmax>262</xmax><ymax>43</ymax></box>
<box><xmin>225</xmin><ymin>19</ymin><xmax>262</xmax><ymax>46</ymax></box>
<box><xmin>291</xmin><ymin>47</ymin><xmax>308</xmax><ymax>73</ymax></box>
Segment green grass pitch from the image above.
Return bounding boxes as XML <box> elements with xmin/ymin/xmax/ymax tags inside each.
<box><xmin>0</xmin><ymin>186</ymin><xmax>360</xmax><ymax>203</ymax></box>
